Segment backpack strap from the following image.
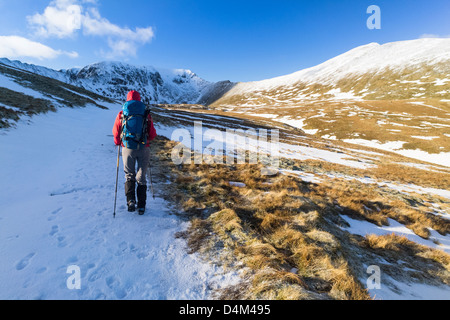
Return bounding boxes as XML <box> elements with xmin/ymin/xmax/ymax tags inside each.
<box><xmin>142</xmin><ymin>108</ymin><xmax>151</xmax><ymax>144</ymax></box>
<box><xmin>119</xmin><ymin>111</ymin><xmax>125</xmax><ymax>142</ymax></box>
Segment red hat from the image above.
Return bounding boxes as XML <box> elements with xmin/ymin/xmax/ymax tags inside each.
<box><xmin>127</xmin><ymin>90</ymin><xmax>141</xmax><ymax>102</ymax></box>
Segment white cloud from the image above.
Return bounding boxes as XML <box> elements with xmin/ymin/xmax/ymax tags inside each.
<box><xmin>105</xmin><ymin>39</ymin><xmax>137</xmax><ymax>59</ymax></box>
<box><xmin>27</xmin><ymin>0</ymin><xmax>82</xmax><ymax>38</ymax></box>
<box><xmin>27</xmin><ymin>0</ymin><xmax>155</xmax><ymax>58</ymax></box>
<box><xmin>83</xmin><ymin>8</ymin><xmax>154</xmax><ymax>41</ymax></box>
<box><xmin>0</xmin><ymin>35</ymin><xmax>78</xmax><ymax>60</ymax></box>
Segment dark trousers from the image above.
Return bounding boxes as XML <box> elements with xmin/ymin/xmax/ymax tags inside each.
<box><xmin>122</xmin><ymin>147</ymin><xmax>150</xmax><ymax>208</ymax></box>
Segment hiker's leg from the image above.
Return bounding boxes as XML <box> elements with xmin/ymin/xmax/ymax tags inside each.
<box><xmin>135</xmin><ymin>147</ymin><xmax>151</xmax><ymax>187</ymax></box>
<box><xmin>123</xmin><ymin>148</ymin><xmax>137</xmax><ymax>182</ymax></box>
<box><xmin>122</xmin><ymin>148</ymin><xmax>137</xmax><ymax>208</ymax></box>
<box><xmin>136</xmin><ymin>147</ymin><xmax>151</xmax><ymax>209</ymax></box>
<box><xmin>137</xmin><ymin>185</ymin><xmax>147</xmax><ymax>212</ymax></box>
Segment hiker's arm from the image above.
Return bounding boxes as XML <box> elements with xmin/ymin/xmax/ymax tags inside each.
<box><xmin>147</xmin><ymin>115</ymin><xmax>157</xmax><ymax>142</ymax></box>
<box><xmin>112</xmin><ymin>112</ymin><xmax>123</xmax><ymax>146</ymax></box>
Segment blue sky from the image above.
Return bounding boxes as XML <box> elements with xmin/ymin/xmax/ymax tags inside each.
<box><xmin>0</xmin><ymin>0</ymin><xmax>449</xmax><ymax>82</ymax></box>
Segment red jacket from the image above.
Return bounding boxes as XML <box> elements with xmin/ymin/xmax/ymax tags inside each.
<box><xmin>113</xmin><ymin>111</ymin><xmax>157</xmax><ymax>147</ymax></box>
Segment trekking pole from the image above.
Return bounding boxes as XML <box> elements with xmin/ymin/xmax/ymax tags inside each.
<box><xmin>148</xmin><ymin>162</ymin><xmax>155</xmax><ymax>200</ymax></box>
<box><xmin>113</xmin><ymin>145</ymin><xmax>121</xmax><ymax>218</ymax></box>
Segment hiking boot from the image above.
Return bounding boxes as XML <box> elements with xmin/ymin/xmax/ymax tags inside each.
<box><xmin>127</xmin><ymin>200</ymin><xmax>136</xmax><ymax>212</ymax></box>
<box><xmin>125</xmin><ymin>180</ymin><xmax>136</xmax><ymax>211</ymax></box>
<box><xmin>137</xmin><ymin>185</ymin><xmax>147</xmax><ymax>214</ymax></box>
<box><xmin>138</xmin><ymin>208</ymin><xmax>145</xmax><ymax>216</ymax></box>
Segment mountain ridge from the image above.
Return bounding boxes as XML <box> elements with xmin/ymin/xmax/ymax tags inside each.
<box><xmin>211</xmin><ymin>38</ymin><xmax>450</xmax><ymax>106</ymax></box>
<box><xmin>0</xmin><ymin>58</ymin><xmax>226</xmax><ymax>105</ymax></box>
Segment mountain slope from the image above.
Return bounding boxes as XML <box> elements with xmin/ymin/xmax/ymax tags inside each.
<box><xmin>211</xmin><ymin>38</ymin><xmax>450</xmax><ymax>105</ymax></box>
<box><xmin>1</xmin><ymin>39</ymin><xmax>449</xmax><ymax>165</ymax></box>
<box><xmin>67</xmin><ymin>61</ymin><xmax>214</xmax><ymax>104</ymax></box>
<box><xmin>205</xmin><ymin>39</ymin><xmax>450</xmax><ymax>165</ymax></box>
<box><xmin>0</xmin><ymin>58</ymin><xmax>220</xmax><ymax>105</ymax></box>
<box><xmin>0</xmin><ymin>58</ymin><xmax>231</xmax><ymax>128</ymax></box>
<box><xmin>0</xmin><ymin>60</ymin><xmax>115</xmax><ymax>128</ymax></box>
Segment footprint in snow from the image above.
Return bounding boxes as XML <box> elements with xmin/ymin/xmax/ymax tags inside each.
<box><xmin>67</xmin><ymin>256</ymin><xmax>78</xmax><ymax>264</ymax></box>
<box><xmin>106</xmin><ymin>276</ymin><xmax>128</xmax><ymax>299</ymax></box>
<box><xmin>115</xmin><ymin>242</ymin><xmax>138</xmax><ymax>257</ymax></box>
<box><xmin>16</xmin><ymin>253</ymin><xmax>36</xmax><ymax>271</ymax></box>
<box><xmin>49</xmin><ymin>225</ymin><xmax>59</xmax><ymax>236</ymax></box>
<box><xmin>88</xmin><ymin>265</ymin><xmax>109</xmax><ymax>283</ymax></box>
<box><xmin>48</xmin><ymin>225</ymin><xmax>68</xmax><ymax>247</ymax></box>
<box><xmin>48</xmin><ymin>208</ymin><xmax>61</xmax><ymax>221</ymax></box>
<box><xmin>36</xmin><ymin>267</ymin><xmax>47</xmax><ymax>274</ymax></box>
<box><xmin>87</xmin><ymin>263</ymin><xmax>96</xmax><ymax>270</ymax></box>
<box><xmin>115</xmin><ymin>241</ymin><xmax>129</xmax><ymax>256</ymax></box>
<box><xmin>137</xmin><ymin>251</ymin><xmax>151</xmax><ymax>260</ymax></box>
<box><xmin>51</xmin><ymin>208</ymin><xmax>63</xmax><ymax>215</ymax></box>
<box><xmin>118</xmin><ymin>241</ymin><xmax>128</xmax><ymax>252</ymax></box>
<box><xmin>57</xmin><ymin>236</ymin><xmax>67</xmax><ymax>248</ymax></box>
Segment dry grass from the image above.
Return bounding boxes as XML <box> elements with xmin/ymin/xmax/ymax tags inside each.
<box><xmin>361</xmin><ymin>233</ymin><xmax>450</xmax><ymax>285</ymax></box>
<box><xmin>313</xmin><ymin>178</ymin><xmax>450</xmax><ymax>238</ymax></box>
<box><xmin>151</xmin><ymin>138</ymin><xmax>375</xmax><ymax>299</ymax></box>
<box><xmin>145</xmin><ymin>63</ymin><xmax>450</xmax><ymax>300</ymax></box>
<box><xmin>149</xmin><ymin>137</ymin><xmax>450</xmax><ymax>300</ymax></box>
<box><xmin>280</xmin><ymin>158</ymin><xmax>450</xmax><ymax>190</ymax></box>
<box><xmin>147</xmin><ymin>106</ymin><xmax>450</xmax><ymax>300</ymax></box>
<box><xmin>207</xmin><ymin>91</ymin><xmax>450</xmax><ymax>154</ymax></box>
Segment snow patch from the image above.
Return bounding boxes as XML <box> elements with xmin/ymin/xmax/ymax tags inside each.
<box><xmin>343</xmin><ymin>139</ymin><xmax>450</xmax><ymax>167</ymax></box>
<box><xmin>411</xmin><ymin>136</ymin><xmax>440</xmax><ymax>140</ymax></box>
<box><xmin>341</xmin><ymin>216</ymin><xmax>450</xmax><ymax>253</ymax></box>
<box><xmin>277</xmin><ymin>117</ymin><xmax>319</xmax><ymax>135</ymax></box>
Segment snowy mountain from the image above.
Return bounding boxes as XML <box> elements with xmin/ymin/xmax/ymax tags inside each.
<box><xmin>0</xmin><ymin>58</ymin><xmax>220</xmax><ymax>105</ymax></box>
<box><xmin>66</xmin><ymin>61</ymin><xmax>214</xmax><ymax>104</ymax></box>
<box><xmin>0</xmin><ymin>59</ymin><xmax>116</xmax><ymax>128</ymax></box>
<box><xmin>0</xmin><ymin>57</ymin><xmax>235</xmax><ymax>128</ymax></box>
<box><xmin>204</xmin><ymin>39</ymin><xmax>450</xmax><ymax>165</ymax></box>
<box><xmin>211</xmin><ymin>38</ymin><xmax>450</xmax><ymax>106</ymax></box>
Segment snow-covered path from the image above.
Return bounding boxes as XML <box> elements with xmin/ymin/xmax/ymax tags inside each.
<box><xmin>0</xmin><ymin>105</ymin><xmax>237</xmax><ymax>300</ymax></box>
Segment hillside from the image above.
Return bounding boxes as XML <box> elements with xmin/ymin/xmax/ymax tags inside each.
<box><xmin>211</xmin><ymin>38</ymin><xmax>450</xmax><ymax>104</ymax></box>
<box><xmin>207</xmin><ymin>39</ymin><xmax>450</xmax><ymax>166</ymax></box>
<box><xmin>0</xmin><ymin>60</ymin><xmax>115</xmax><ymax>128</ymax></box>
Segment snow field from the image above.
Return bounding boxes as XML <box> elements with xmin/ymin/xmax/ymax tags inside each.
<box><xmin>0</xmin><ymin>105</ymin><xmax>240</xmax><ymax>299</ymax></box>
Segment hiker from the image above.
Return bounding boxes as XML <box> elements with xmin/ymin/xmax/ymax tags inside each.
<box><xmin>113</xmin><ymin>90</ymin><xmax>157</xmax><ymax>215</ymax></box>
